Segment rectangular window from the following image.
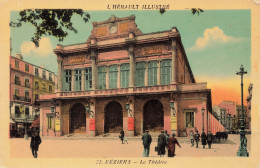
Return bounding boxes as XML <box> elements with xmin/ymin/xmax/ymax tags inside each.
<box><xmin>25</xmin><ymin>78</ymin><xmax>30</xmax><ymax>88</ymax></box>
<box><xmin>42</xmin><ymin>71</ymin><xmax>46</xmax><ymax>79</ymax></box>
<box><xmin>48</xmin><ymin>117</ymin><xmax>53</xmax><ymax>129</ymax></box>
<box><xmin>135</xmin><ymin>62</ymin><xmax>145</xmax><ymax>87</ymax></box>
<box><xmin>14</xmin><ymin>75</ymin><xmax>21</xmax><ymax>85</ymax></box>
<box><xmin>85</xmin><ymin>68</ymin><xmax>92</xmax><ymax>90</ymax></box>
<box><xmin>109</xmin><ymin>65</ymin><xmax>118</xmax><ymax>89</ymax></box>
<box><xmin>160</xmin><ymin>60</ymin><xmax>171</xmax><ymax>85</ymax></box>
<box><xmin>35</xmin><ymin>94</ymin><xmax>39</xmax><ymax>100</ymax></box>
<box><xmin>186</xmin><ymin>112</ymin><xmax>194</xmax><ymax>127</ymax></box>
<box><xmin>25</xmin><ymin>90</ymin><xmax>30</xmax><ymax>102</ymax></box>
<box><xmin>15</xmin><ymin>106</ymin><xmax>20</xmax><ymax>117</ymax></box>
<box><xmin>120</xmin><ymin>63</ymin><xmax>129</xmax><ymax>88</ymax></box>
<box><xmin>49</xmin><ymin>72</ymin><xmax>53</xmax><ymax>81</ymax></box>
<box><xmin>35</xmin><ymin>81</ymin><xmax>39</xmax><ymax>89</ymax></box>
<box><xmin>63</xmin><ymin>70</ymin><xmax>72</xmax><ymax>91</ymax></box>
<box><xmin>15</xmin><ymin>60</ymin><xmax>19</xmax><ymax>68</ymax></box>
<box><xmin>98</xmin><ymin>66</ymin><xmax>106</xmax><ymax>89</ymax></box>
<box><xmin>148</xmin><ymin>61</ymin><xmax>157</xmax><ymax>86</ymax></box>
<box><xmin>49</xmin><ymin>85</ymin><xmax>53</xmax><ymax>92</ymax></box>
<box><xmin>15</xmin><ymin>88</ymin><xmax>19</xmax><ymax>96</ymax></box>
<box><xmin>25</xmin><ymin>64</ymin><xmax>29</xmax><ymax>72</ymax></box>
<box><xmin>25</xmin><ymin>107</ymin><xmax>29</xmax><ymax>116</ymax></box>
<box><xmin>74</xmin><ymin>69</ymin><xmax>82</xmax><ymax>91</ymax></box>
<box><xmin>35</xmin><ymin>68</ymin><xmax>39</xmax><ymax>77</ymax></box>
<box><xmin>42</xmin><ymin>83</ymin><xmax>46</xmax><ymax>91</ymax></box>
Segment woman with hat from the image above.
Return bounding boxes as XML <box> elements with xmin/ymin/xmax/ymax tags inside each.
<box><xmin>167</xmin><ymin>133</ymin><xmax>181</xmax><ymax>157</ymax></box>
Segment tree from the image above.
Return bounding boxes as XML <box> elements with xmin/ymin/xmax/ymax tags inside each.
<box><xmin>10</xmin><ymin>9</ymin><xmax>90</xmax><ymax>47</ymax></box>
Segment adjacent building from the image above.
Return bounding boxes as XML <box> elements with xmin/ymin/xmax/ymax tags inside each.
<box><xmin>39</xmin><ymin>15</ymin><xmax>216</xmax><ymax>137</ymax></box>
<box><xmin>10</xmin><ymin>54</ymin><xmax>57</xmax><ymax>137</ymax></box>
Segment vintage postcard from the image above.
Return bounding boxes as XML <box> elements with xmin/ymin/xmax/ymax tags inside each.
<box><xmin>0</xmin><ymin>0</ymin><xmax>260</xmax><ymax>168</ymax></box>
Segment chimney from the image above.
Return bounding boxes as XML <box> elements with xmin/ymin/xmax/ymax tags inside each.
<box><xmin>15</xmin><ymin>53</ymin><xmax>23</xmax><ymax>60</ymax></box>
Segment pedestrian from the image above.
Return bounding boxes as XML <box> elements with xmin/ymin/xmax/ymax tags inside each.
<box><xmin>30</xmin><ymin>130</ymin><xmax>41</xmax><ymax>158</ymax></box>
<box><xmin>189</xmin><ymin>130</ymin><xmax>194</xmax><ymax>147</ymax></box>
<box><xmin>167</xmin><ymin>133</ymin><xmax>181</xmax><ymax>157</ymax></box>
<box><xmin>207</xmin><ymin>131</ymin><xmax>213</xmax><ymax>148</ymax></box>
<box><xmin>119</xmin><ymin>130</ymin><xmax>124</xmax><ymax>144</ymax></box>
<box><xmin>194</xmin><ymin>130</ymin><xmax>200</xmax><ymax>148</ymax></box>
<box><xmin>201</xmin><ymin>131</ymin><xmax>207</xmax><ymax>149</ymax></box>
<box><xmin>157</xmin><ymin>130</ymin><xmax>166</xmax><ymax>157</ymax></box>
<box><xmin>124</xmin><ymin>136</ymin><xmax>128</xmax><ymax>144</ymax></box>
<box><xmin>142</xmin><ymin>130</ymin><xmax>152</xmax><ymax>157</ymax></box>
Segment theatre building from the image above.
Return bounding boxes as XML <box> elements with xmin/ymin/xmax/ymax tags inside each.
<box><xmin>39</xmin><ymin>15</ymin><xmax>213</xmax><ymax>137</ymax></box>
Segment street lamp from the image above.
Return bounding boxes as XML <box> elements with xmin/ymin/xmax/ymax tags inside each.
<box><xmin>236</xmin><ymin>65</ymin><xmax>249</xmax><ymax>157</ymax></box>
<box><xmin>201</xmin><ymin>107</ymin><xmax>205</xmax><ymax>132</ymax></box>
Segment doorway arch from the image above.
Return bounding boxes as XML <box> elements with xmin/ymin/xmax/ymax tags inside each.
<box><xmin>104</xmin><ymin>101</ymin><xmax>123</xmax><ymax>133</ymax></box>
<box><xmin>143</xmin><ymin>99</ymin><xmax>164</xmax><ymax>133</ymax></box>
<box><xmin>70</xmin><ymin>103</ymin><xmax>86</xmax><ymax>134</ymax></box>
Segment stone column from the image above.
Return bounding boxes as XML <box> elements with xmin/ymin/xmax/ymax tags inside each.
<box><xmin>171</xmin><ymin>40</ymin><xmax>177</xmax><ymax>84</ymax></box>
<box><xmin>106</xmin><ymin>65</ymin><xmax>109</xmax><ymax>89</ymax></box>
<box><xmin>57</xmin><ymin>58</ymin><xmax>63</xmax><ymax>92</ymax></box>
<box><xmin>117</xmin><ymin>64</ymin><xmax>121</xmax><ymax>89</ymax></box>
<box><xmin>129</xmin><ymin>45</ymin><xmax>135</xmax><ymax>87</ymax></box>
<box><xmin>71</xmin><ymin>70</ymin><xmax>75</xmax><ymax>91</ymax></box>
<box><xmin>157</xmin><ymin>60</ymin><xmax>161</xmax><ymax>85</ymax></box>
<box><xmin>144</xmin><ymin>61</ymin><xmax>149</xmax><ymax>86</ymax></box>
<box><xmin>81</xmin><ymin>68</ymin><xmax>85</xmax><ymax>91</ymax></box>
<box><xmin>91</xmin><ymin>50</ymin><xmax>97</xmax><ymax>90</ymax></box>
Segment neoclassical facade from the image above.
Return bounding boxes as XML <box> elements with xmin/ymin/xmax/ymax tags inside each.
<box><xmin>39</xmin><ymin>15</ymin><xmax>212</xmax><ymax>137</ymax></box>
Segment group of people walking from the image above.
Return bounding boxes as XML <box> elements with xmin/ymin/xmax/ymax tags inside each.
<box><xmin>190</xmin><ymin>130</ymin><xmax>213</xmax><ymax>149</ymax></box>
<box><xmin>142</xmin><ymin>130</ymin><xmax>181</xmax><ymax>157</ymax></box>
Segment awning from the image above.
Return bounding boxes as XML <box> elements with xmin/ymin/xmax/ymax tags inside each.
<box><xmin>31</xmin><ymin>117</ymin><xmax>40</xmax><ymax>127</ymax></box>
<box><xmin>10</xmin><ymin>119</ymin><xmax>15</xmax><ymax>124</ymax></box>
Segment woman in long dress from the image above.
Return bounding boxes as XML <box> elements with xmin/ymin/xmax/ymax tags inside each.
<box><xmin>167</xmin><ymin>133</ymin><xmax>181</xmax><ymax>157</ymax></box>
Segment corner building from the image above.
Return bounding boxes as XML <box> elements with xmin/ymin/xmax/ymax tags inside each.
<box><xmin>39</xmin><ymin>15</ymin><xmax>212</xmax><ymax>137</ymax></box>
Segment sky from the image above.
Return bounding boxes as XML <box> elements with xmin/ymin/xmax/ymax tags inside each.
<box><xmin>10</xmin><ymin>10</ymin><xmax>251</xmax><ymax>106</ymax></box>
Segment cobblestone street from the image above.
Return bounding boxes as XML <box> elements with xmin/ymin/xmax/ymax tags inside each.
<box><xmin>10</xmin><ymin>134</ymin><xmax>251</xmax><ymax>158</ymax></box>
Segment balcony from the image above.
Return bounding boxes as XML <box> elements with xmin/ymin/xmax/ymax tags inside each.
<box><xmin>10</xmin><ymin>114</ymin><xmax>36</xmax><ymax>121</ymax></box>
<box><xmin>14</xmin><ymin>80</ymin><xmax>21</xmax><ymax>85</ymax></box>
<box><xmin>13</xmin><ymin>95</ymin><xmax>20</xmax><ymax>100</ymax></box>
<box><xmin>42</xmin><ymin>83</ymin><xmax>208</xmax><ymax>100</ymax></box>
<box><xmin>12</xmin><ymin>95</ymin><xmax>31</xmax><ymax>102</ymax></box>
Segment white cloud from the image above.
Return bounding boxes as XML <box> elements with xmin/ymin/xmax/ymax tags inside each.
<box><xmin>20</xmin><ymin>37</ymin><xmax>53</xmax><ymax>57</ymax></box>
<box><xmin>189</xmin><ymin>27</ymin><xmax>244</xmax><ymax>51</ymax></box>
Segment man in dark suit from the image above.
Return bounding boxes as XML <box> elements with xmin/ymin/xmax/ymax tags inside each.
<box><xmin>142</xmin><ymin>130</ymin><xmax>152</xmax><ymax>157</ymax></box>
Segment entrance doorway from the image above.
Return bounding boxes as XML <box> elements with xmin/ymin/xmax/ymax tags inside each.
<box><xmin>70</xmin><ymin>103</ymin><xmax>86</xmax><ymax>134</ymax></box>
<box><xmin>143</xmin><ymin>99</ymin><xmax>164</xmax><ymax>133</ymax></box>
<box><xmin>104</xmin><ymin>101</ymin><xmax>123</xmax><ymax>133</ymax></box>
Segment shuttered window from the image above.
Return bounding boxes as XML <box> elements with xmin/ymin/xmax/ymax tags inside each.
<box><xmin>109</xmin><ymin>65</ymin><xmax>118</xmax><ymax>89</ymax></box>
<box><xmin>120</xmin><ymin>63</ymin><xmax>129</xmax><ymax>88</ymax></box>
<box><xmin>160</xmin><ymin>60</ymin><xmax>171</xmax><ymax>85</ymax></box>
<box><xmin>148</xmin><ymin>61</ymin><xmax>157</xmax><ymax>86</ymax></box>
<box><xmin>74</xmin><ymin>69</ymin><xmax>82</xmax><ymax>91</ymax></box>
<box><xmin>186</xmin><ymin>112</ymin><xmax>194</xmax><ymax>127</ymax></box>
<box><xmin>63</xmin><ymin>70</ymin><xmax>71</xmax><ymax>91</ymax></box>
<box><xmin>98</xmin><ymin>66</ymin><xmax>106</xmax><ymax>89</ymax></box>
<box><xmin>85</xmin><ymin>67</ymin><xmax>92</xmax><ymax>90</ymax></box>
<box><xmin>135</xmin><ymin>62</ymin><xmax>145</xmax><ymax>87</ymax></box>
